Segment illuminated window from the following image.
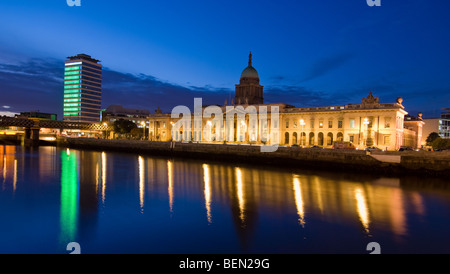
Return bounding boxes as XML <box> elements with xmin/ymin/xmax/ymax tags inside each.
<box><xmin>328</xmin><ymin>120</ymin><xmax>333</xmax><ymax>128</ymax></box>
<box><xmin>350</xmin><ymin>119</ymin><xmax>355</xmax><ymax>129</ymax></box>
<box><xmin>338</xmin><ymin>120</ymin><xmax>343</xmax><ymax>128</ymax></box>
<box><xmin>64</xmin><ymin>85</ymin><xmax>81</xmax><ymax>89</ymax></box>
<box><xmin>64</xmin><ymin>108</ymin><xmax>80</xmax><ymax>112</ymax></box>
<box><xmin>64</xmin><ymin>89</ymin><xmax>81</xmax><ymax>94</ymax></box>
<box><xmin>64</xmin><ymin>80</ymin><xmax>81</xmax><ymax>85</ymax></box>
<box><xmin>64</xmin><ymin>94</ymin><xmax>80</xmax><ymax>98</ymax></box>
<box><xmin>319</xmin><ymin>121</ymin><xmax>324</xmax><ymax>128</ymax></box>
<box><xmin>384</xmin><ymin>135</ymin><xmax>390</xmax><ymax>145</ymax></box>
<box><xmin>64</xmin><ymin>103</ymin><xmax>81</xmax><ymax>107</ymax></box>
<box><xmin>64</xmin><ymin>71</ymin><xmax>81</xmax><ymax>76</ymax></box>
<box><xmin>64</xmin><ymin>66</ymin><xmax>81</xmax><ymax>71</ymax></box>
<box><xmin>65</xmin><ymin>76</ymin><xmax>81</xmax><ymax>80</ymax></box>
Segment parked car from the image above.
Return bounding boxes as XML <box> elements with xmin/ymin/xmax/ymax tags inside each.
<box><xmin>310</xmin><ymin>145</ymin><xmax>323</xmax><ymax>149</ymax></box>
<box><xmin>398</xmin><ymin>146</ymin><xmax>414</xmax><ymax>151</ymax></box>
<box><xmin>291</xmin><ymin>144</ymin><xmax>299</xmax><ymax>148</ymax></box>
<box><xmin>365</xmin><ymin>146</ymin><xmax>382</xmax><ymax>151</ymax></box>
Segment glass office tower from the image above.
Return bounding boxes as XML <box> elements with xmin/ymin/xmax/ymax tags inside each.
<box><xmin>63</xmin><ymin>54</ymin><xmax>102</xmax><ymax>123</ymax></box>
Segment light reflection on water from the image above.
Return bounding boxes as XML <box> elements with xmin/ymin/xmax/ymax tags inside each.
<box><xmin>1</xmin><ymin>145</ymin><xmax>450</xmax><ymax>254</ymax></box>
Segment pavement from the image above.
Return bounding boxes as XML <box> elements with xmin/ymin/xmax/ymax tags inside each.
<box><xmin>369</xmin><ymin>154</ymin><xmax>401</xmax><ymax>163</ymax></box>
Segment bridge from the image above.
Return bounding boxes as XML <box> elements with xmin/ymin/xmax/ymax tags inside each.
<box><xmin>0</xmin><ymin>117</ymin><xmax>113</xmax><ymax>144</ymax></box>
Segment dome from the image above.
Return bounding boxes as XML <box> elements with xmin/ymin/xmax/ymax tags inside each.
<box><xmin>240</xmin><ymin>52</ymin><xmax>259</xmax><ymax>80</ymax></box>
<box><xmin>241</xmin><ymin>65</ymin><xmax>259</xmax><ymax>79</ymax></box>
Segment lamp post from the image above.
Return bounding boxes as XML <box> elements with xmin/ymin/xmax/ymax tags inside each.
<box><xmin>206</xmin><ymin>120</ymin><xmax>212</xmax><ymax>142</ymax></box>
<box><xmin>240</xmin><ymin>120</ymin><xmax>247</xmax><ymax>142</ymax></box>
<box><xmin>141</xmin><ymin>121</ymin><xmax>145</xmax><ymax>140</ymax></box>
<box><xmin>103</xmin><ymin>122</ymin><xmax>108</xmax><ymax>139</ymax></box>
<box><xmin>363</xmin><ymin>118</ymin><xmax>369</xmax><ymax>146</ymax></box>
<box><xmin>299</xmin><ymin>119</ymin><xmax>305</xmax><ymax>147</ymax></box>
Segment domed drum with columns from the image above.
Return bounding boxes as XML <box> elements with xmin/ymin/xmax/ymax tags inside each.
<box><xmin>235</xmin><ymin>52</ymin><xmax>264</xmax><ymax>105</ymax></box>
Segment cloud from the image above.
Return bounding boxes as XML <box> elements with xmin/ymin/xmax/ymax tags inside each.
<box><xmin>301</xmin><ymin>53</ymin><xmax>353</xmax><ymax>83</ymax></box>
<box><xmin>0</xmin><ymin>55</ymin><xmax>444</xmax><ymax>120</ymax></box>
<box><xmin>0</xmin><ymin>58</ymin><xmax>64</xmax><ymax>116</ymax></box>
<box><xmin>0</xmin><ymin>111</ymin><xmax>19</xmax><ymax>117</ymax></box>
<box><xmin>264</xmin><ymin>85</ymin><xmax>352</xmax><ymax>107</ymax></box>
<box><xmin>0</xmin><ymin>57</ymin><xmax>233</xmax><ymax>118</ymax></box>
<box><xmin>101</xmin><ymin>68</ymin><xmax>233</xmax><ymax>113</ymax></box>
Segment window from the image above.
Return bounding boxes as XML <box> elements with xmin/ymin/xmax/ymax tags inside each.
<box><xmin>310</xmin><ymin>120</ymin><xmax>314</xmax><ymax>129</ymax></box>
<box><xmin>328</xmin><ymin>120</ymin><xmax>333</xmax><ymax>128</ymax></box>
<box><xmin>385</xmin><ymin>117</ymin><xmax>391</xmax><ymax>128</ymax></box>
<box><xmin>286</xmin><ymin>120</ymin><xmax>289</xmax><ymax>128</ymax></box>
<box><xmin>384</xmin><ymin>135</ymin><xmax>390</xmax><ymax>146</ymax></box>
<box><xmin>327</xmin><ymin>133</ymin><xmax>333</xmax><ymax>146</ymax></box>
<box><xmin>338</xmin><ymin>120</ymin><xmax>343</xmax><ymax>129</ymax></box>
<box><xmin>350</xmin><ymin>119</ymin><xmax>355</xmax><ymax>129</ymax></box>
<box><xmin>319</xmin><ymin>121</ymin><xmax>324</xmax><ymax>128</ymax></box>
<box><xmin>293</xmin><ymin>121</ymin><xmax>297</xmax><ymax>128</ymax></box>
<box><xmin>349</xmin><ymin>135</ymin><xmax>354</xmax><ymax>143</ymax></box>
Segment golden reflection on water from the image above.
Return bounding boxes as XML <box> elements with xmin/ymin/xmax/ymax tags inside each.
<box><xmin>354</xmin><ymin>188</ymin><xmax>370</xmax><ymax>233</ymax></box>
<box><xmin>203</xmin><ymin>164</ymin><xmax>212</xmax><ymax>224</ymax></box>
<box><xmin>235</xmin><ymin>167</ymin><xmax>245</xmax><ymax>225</ymax></box>
<box><xmin>168</xmin><ymin>160</ymin><xmax>173</xmax><ymax>213</ymax></box>
<box><xmin>1</xmin><ymin>146</ymin><xmax>441</xmax><ymax>240</ymax></box>
<box><xmin>293</xmin><ymin>176</ymin><xmax>305</xmax><ymax>227</ymax></box>
<box><xmin>101</xmin><ymin>152</ymin><xmax>107</xmax><ymax>205</ymax></box>
<box><xmin>12</xmin><ymin>159</ymin><xmax>17</xmax><ymax>193</ymax></box>
<box><xmin>139</xmin><ymin>156</ymin><xmax>145</xmax><ymax>213</ymax></box>
<box><xmin>1</xmin><ymin>146</ymin><xmax>17</xmax><ymax>191</ymax></box>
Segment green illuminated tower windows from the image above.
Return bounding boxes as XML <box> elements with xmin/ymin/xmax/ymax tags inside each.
<box><xmin>63</xmin><ymin>54</ymin><xmax>102</xmax><ymax>123</ymax></box>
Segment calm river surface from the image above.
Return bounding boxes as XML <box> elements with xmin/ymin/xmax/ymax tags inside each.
<box><xmin>0</xmin><ymin>145</ymin><xmax>450</xmax><ymax>254</ymax></box>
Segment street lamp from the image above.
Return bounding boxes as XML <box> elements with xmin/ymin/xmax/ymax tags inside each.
<box><xmin>103</xmin><ymin>122</ymin><xmax>108</xmax><ymax>139</ymax></box>
<box><xmin>240</xmin><ymin>120</ymin><xmax>247</xmax><ymax>142</ymax></box>
<box><xmin>363</xmin><ymin>118</ymin><xmax>369</xmax><ymax>146</ymax></box>
<box><xmin>141</xmin><ymin>121</ymin><xmax>145</xmax><ymax>140</ymax></box>
<box><xmin>299</xmin><ymin>119</ymin><xmax>305</xmax><ymax>146</ymax></box>
<box><xmin>207</xmin><ymin>120</ymin><xmax>212</xmax><ymax>142</ymax></box>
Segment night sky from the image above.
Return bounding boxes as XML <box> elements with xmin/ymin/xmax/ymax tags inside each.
<box><xmin>0</xmin><ymin>0</ymin><xmax>449</xmax><ymax>119</ymax></box>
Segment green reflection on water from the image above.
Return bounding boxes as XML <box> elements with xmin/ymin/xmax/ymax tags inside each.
<box><xmin>59</xmin><ymin>149</ymin><xmax>79</xmax><ymax>245</ymax></box>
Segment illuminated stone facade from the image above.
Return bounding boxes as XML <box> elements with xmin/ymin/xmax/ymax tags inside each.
<box><xmin>141</xmin><ymin>54</ymin><xmax>424</xmax><ymax>150</ymax></box>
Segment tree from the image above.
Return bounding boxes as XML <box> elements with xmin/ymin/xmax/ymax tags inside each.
<box><xmin>426</xmin><ymin>132</ymin><xmax>440</xmax><ymax>146</ymax></box>
<box><xmin>431</xmin><ymin>137</ymin><xmax>450</xmax><ymax>150</ymax></box>
<box><xmin>113</xmin><ymin>119</ymin><xmax>137</xmax><ymax>138</ymax></box>
<box><xmin>130</xmin><ymin>128</ymin><xmax>142</xmax><ymax>139</ymax></box>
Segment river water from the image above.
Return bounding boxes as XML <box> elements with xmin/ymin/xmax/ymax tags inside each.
<box><xmin>0</xmin><ymin>145</ymin><xmax>449</xmax><ymax>254</ymax></box>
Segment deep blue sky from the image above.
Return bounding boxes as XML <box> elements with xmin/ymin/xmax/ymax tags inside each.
<box><xmin>0</xmin><ymin>0</ymin><xmax>449</xmax><ymax>119</ymax></box>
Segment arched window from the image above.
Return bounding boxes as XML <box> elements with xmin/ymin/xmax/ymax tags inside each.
<box><xmin>327</xmin><ymin>132</ymin><xmax>333</xmax><ymax>146</ymax></box>
<box><xmin>309</xmin><ymin>132</ymin><xmax>315</xmax><ymax>146</ymax></box>
<box><xmin>337</xmin><ymin>132</ymin><xmax>344</xmax><ymax>142</ymax></box>
<box><xmin>318</xmin><ymin>132</ymin><xmax>324</xmax><ymax>146</ymax></box>
<box><xmin>300</xmin><ymin>132</ymin><xmax>306</xmax><ymax>146</ymax></box>
<box><xmin>285</xmin><ymin>132</ymin><xmax>290</xmax><ymax>145</ymax></box>
<box><xmin>292</xmin><ymin>132</ymin><xmax>298</xmax><ymax>144</ymax></box>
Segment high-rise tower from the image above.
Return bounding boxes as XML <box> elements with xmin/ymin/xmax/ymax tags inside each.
<box><xmin>234</xmin><ymin>52</ymin><xmax>264</xmax><ymax>105</ymax></box>
<box><xmin>63</xmin><ymin>54</ymin><xmax>102</xmax><ymax>123</ymax></box>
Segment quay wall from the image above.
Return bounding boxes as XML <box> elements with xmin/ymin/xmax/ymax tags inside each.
<box><xmin>59</xmin><ymin>138</ymin><xmax>450</xmax><ymax>177</ymax></box>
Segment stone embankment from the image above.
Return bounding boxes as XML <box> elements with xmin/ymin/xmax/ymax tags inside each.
<box><xmin>60</xmin><ymin>138</ymin><xmax>450</xmax><ymax>177</ymax></box>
